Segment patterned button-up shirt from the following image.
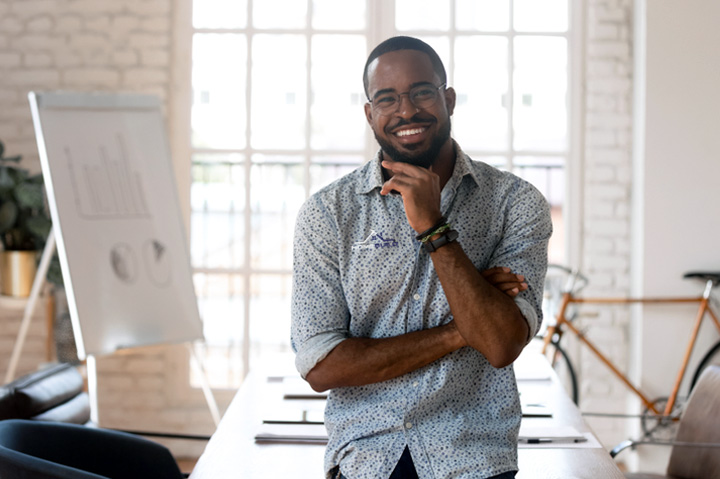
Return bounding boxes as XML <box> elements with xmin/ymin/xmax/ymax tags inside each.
<box><xmin>291</xmin><ymin>142</ymin><xmax>552</xmax><ymax>479</ymax></box>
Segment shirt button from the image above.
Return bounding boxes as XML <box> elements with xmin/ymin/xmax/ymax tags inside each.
<box><xmin>413</xmin><ymin>381</ymin><xmax>419</xmax><ymax>387</ymax></box>
<box><xmin>413</xmin><ymin>293</ymin><xmax>420</xmax><ymax>300</ymax></box>
<box><xmin>405</xmin><ymin>422</ymin><xmax>413</xmax><ymax>429</ymax></box>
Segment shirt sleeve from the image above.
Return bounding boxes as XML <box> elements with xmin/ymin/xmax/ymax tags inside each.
<box><xmin>291</xmin><ymin>195</ymin><xmax>350</xmax><ymax>378</ymax></box>
<box><xmin>490</xmin><ymin>177</ymin><xmax>553</xmax><ymax>341</ymax></box>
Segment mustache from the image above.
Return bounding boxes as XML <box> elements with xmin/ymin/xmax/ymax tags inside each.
<box><xmin>387</xmin><ymin>115</ymin><xmax>435</xmax><ymax>131</ymax></box>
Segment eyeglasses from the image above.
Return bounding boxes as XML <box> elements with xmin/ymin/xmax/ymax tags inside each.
<box><xmin>368</xmin><ymin>83</ymin><xmax>446</xmax><ymax>116</ymax></box>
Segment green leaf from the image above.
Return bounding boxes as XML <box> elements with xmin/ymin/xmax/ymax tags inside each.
<box><xmin>14</xmin><ymin>182</ymin><xmax>45</xmax><ymax>209</ymax></box>
<box><xmin>0</xmin><ymin>201</ymin><xmax>18</xmax><ymax>233</ymax></box>
<box><xmin>26</xmin><ymin>215</ymin><xmax>52</xmax><ymax>239</ymax></box>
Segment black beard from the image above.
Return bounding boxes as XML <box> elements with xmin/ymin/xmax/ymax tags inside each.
<box><xmin>374</xmin><ymin>117</ymin><xmax>452</xmax><ymax>169</ymax></box>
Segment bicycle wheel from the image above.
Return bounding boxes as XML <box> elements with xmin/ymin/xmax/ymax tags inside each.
<box><xmin>544</xmin><ymin>340</ymin><xmax>579</xmax><ymax>405</ymax></box>
<box><xmin>690</xmin><ymin>340</ymin><xmax>720</xmax><ymax>391</ymax></box>
<box><xmin>640</xmin><ymin>396</ymin><xmax>682</xmax><ymax>441</ymax></box>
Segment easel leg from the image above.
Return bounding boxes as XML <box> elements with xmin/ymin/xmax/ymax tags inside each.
<box><xmin>187</xmin><ymin>342</ymin><xmax>221</xmax><ymax>427</ymax></box>
<box><xmin>4</xmin><ymin>229</ymin><xmax>56</xmax><ymax>383</ymax></box>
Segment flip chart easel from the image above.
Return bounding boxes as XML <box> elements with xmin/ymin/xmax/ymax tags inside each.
<box><xmin>19</xmin><ymin>91</ymin><xmax>220</xmax><ymax>425</ymax></box>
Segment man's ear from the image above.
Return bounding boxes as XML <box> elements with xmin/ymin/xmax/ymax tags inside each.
<box><xmin>364</xmin><ymin>102</ymin><xmax>374</xmax><ymax>125</ymax></box>
<box><xmin>444</xmin><ymin>87</ymin><xmax>457</xmax><ymax>116</ymax></box>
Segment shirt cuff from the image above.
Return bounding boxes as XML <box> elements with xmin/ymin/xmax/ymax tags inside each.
<box><xmin>295</xmin><ymin>331</ymin><xmax>347</xmax><ymax>378</ymax></box>
<box><xmin>514</xmin><ymin>296</ymin><xmax>539</xmax><ymax>344</ymax></box>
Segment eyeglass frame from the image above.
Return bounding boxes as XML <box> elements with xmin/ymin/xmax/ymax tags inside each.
<box><xmin>367</xmin><ymin>82</ymin><xmax>447</xmax><ymax>116</ymax></box>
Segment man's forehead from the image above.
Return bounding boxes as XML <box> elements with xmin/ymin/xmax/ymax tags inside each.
<box><xmin>366</xmin><ymin>49</ymin><xmax>439</xmax><ymax>90</ymax></box>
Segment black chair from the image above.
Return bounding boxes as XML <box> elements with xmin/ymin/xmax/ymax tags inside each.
<box><xmin>0</xmin><ymin>363</ymin><xmax>90</xmax><ymax>424</ymax></box>
<box><xmin>0</xmin><ymin>419</ymin><xmax>185</xmax><ymax>479</ymax></box>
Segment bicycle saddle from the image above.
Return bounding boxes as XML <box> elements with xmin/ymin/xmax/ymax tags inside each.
<box><xmin>684</xmin><ymin>271</ymin><xmax>720</xmax><ymax>284</ymax></box>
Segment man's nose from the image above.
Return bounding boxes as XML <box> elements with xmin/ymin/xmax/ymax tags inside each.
<box><xmin>396</xmin><ymin>93</ymin><xmax>419</xmax><ymax>117</ymax></box>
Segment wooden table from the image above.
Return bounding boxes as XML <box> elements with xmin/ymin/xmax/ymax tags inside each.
<box><xmin>190</xmin><ymin>353</ymin><xmax>624</xmax><ymax>479</ymax></box>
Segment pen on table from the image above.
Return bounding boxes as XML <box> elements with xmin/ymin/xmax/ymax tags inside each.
<box><xmin>520</xmin><ymin>437</ymin><xmax>588</xmax><ymax>444</ymax></box>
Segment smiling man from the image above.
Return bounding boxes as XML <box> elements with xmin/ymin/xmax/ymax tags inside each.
<box><xmin>291</xmin><ymin>36</ymin><xmax>552</xmax><ymax>479</ymax></box>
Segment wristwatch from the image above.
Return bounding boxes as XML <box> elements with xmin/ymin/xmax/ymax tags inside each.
<box><xmin>422</xmin><ymin>229</ymin><xmax>458</xmax><ymax>253</ymax></box>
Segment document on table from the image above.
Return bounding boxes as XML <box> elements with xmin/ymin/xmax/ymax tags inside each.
<box><xmin>518</xmin><ymin>425</ymin><xmax>601</xmax><ymax>448</ymax></box>
<box><xmin>254</xmin><ymin>422</ymin><xmax>328</xmax><ymax>444</ymax></box>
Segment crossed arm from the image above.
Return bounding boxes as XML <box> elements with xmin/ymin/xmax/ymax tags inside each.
<box><xmin>304</xmin><ymin>160</ymin><xmax>534</xmax><ymax>393</ymax></box>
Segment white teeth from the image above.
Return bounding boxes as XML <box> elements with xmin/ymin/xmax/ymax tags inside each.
<box><xmin>396</xmin><ymin>128</ymin><xmax>425</xmax><ymax>137</ymax></box>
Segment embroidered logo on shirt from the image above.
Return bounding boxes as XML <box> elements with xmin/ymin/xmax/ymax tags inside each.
<box><xmin>352</xmin><ymin>230</ymin><xmax>399</xmax><ymax>250</ymax></box>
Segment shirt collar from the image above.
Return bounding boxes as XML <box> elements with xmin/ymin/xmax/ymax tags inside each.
<box><xmin>356</xmin><ymin>140</ymin><xmax>480</xmax><ymax>196</ymax></box>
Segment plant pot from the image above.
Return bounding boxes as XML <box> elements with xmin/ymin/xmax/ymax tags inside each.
<box><xmin>0</xmin><ymin>250</ymin><xmax>37</xmax><ymax>297</ymax></box>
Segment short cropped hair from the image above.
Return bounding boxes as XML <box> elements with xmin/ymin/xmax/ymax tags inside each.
<box><xmin>363</xmin><ymin>36</ymin><xmax>447</xmax><ymax>99</ymax></box>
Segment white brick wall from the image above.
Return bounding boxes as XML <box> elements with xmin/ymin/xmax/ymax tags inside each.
<box><xmin>0</xmin><ymin>0</ymin><xmax>639</xmax><ymax>464</ymax></box>
<box><xmin>579</xmin><ymin>0</ymin><xmax>636</xmax><ymax>450</ymax></box>
<box><xmin>0</xmin><ymin>0</ymin><xmax>223</xmax><ymax>461</ymax></box>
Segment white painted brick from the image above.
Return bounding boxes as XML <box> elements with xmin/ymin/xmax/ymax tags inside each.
<box><xmin>24</xmin><ymin>52</ymin><xmax>53</xmax><ymax>67</ymax></box>
<box><xmin>586</xmin><ymin>93</ymin><xmax>618</xmax><ymax>112</ymax></box>
<box><xmin>85</xmin><ymin>15</ymin><xmax>112</xmax><ymax>33</ymax></box>
<box><xmin>11</xmin><ymin>34</ymin><xmax>67</xmax><ymax>51</ymax></box>
<box><xmin>55</xmin><ymin>15</ymin><xmax>83</xmax><ymax>33</ymax></box>
<box><xmin>587</xmin><ymin>41</ymin><xmax>630</xmax><ymax>60</ymax></box>
<box><xmin>587</xmin><ymin>77</ymin><xmax>632</xmax><ymax>94</ymax></box>
<box><xmin>141</xmin><ymin>49</ymin><xmax>170</xmax><ymax>67</ymax></box>
<box><xmin>54</xmin><ymin>50</ymin><xmax>83</xmax><ymax>67</ymax></box>
<box><xmin>0</xmin><ymin>16</ymin><xmax>23</xmax><ymax>34</ymax></box>
<box><xmin>4</xmin><ymin>69</ymin><xmax>61</xmax><ymax>86</ymax></box>
<box><xmin>586</xmin><ymin>129</ymin><xmax>616</xmax><ymax>147</ymax></box>
<box><xmin>111</xmin><ymin>49</ymin><xmax>139</xmax><ymax>66</ymax></box>
<box><xmin>63</xmin><ymin>67</ymin><xmax>120</xmax><ymax>87</ymax></box>
<box><xmin>589</xmin><ymin>23</ymin><xmax>620</xmax><ymax>40</ymax></box>
<box><xmin>10</xmin><ymin>0</ymin><xmax>60</xmax><ymax>18</ymax></box>
<box><xmin>123</xmin><ymin>68</ymin><xmax>168</xmax><ymax>86</ymax></box>
<box><xmin>126</xmin><ymin>0</ymin><xmax>172</xmax><ymax>16</ymax></box>
<box><xmin>0</xmin><ymin>52</ymin><xmax>22</xmax><ymax>68</ymax></box>
<box><xmin>65</xmin><ymin>0</ymin><xmax>125</xmax><ymax>15</ymax></box>
<box><xmin>141</xmin><ymin>16</ymin><xmax>171</xmax><ymax>32</ymax></box>
<box><xmin>128</xmin><ymin>32</ymin><xmax>169</xmax><ymax>48</ymax></box>
<box><xmin>27</xmin><ymin>15</ymin><xmax>54</xmax><ymax>32</ymax></box>
<box><xmin>67</xmin><ymin>32</ymin><xmax>110</xmax><ymax>50</ymax></box>
<box><xmin>587</xmin><ymin>59</ymin><xmax>616</xmax><ymax>76</ymax></box>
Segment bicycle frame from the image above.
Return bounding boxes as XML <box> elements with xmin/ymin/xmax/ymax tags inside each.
<box><xmin>542</xmin><ymin>279</ymin><xmax>720</xmax><ymax>417</ymax></box>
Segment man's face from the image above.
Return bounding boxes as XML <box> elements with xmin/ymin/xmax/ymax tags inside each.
<box><xmin>364</xmin><ymin>49</ymin><xmax>455</xmax><ymax>169</ymax></box>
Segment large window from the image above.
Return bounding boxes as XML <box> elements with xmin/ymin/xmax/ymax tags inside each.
<box><xmin>189</xmin><ymin>0</ymin><xmax>571</xmax><ymax>386</ymax></box>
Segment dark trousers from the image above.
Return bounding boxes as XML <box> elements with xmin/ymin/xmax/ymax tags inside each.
<box><xmin>338</xmin><ymin>446</ymin><xmax>518</xmax><ymax>479</ymax></box>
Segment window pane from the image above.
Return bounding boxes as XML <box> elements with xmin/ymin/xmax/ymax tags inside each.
<box><xmin>453</xmin><ymin>36</ymin><xmax>508</xmax><ymax>151</ymax></box>
<box><xmin>253</xmin><ymin>0</ymin><xmax>307</xmax><ymax>29</ymax></box>
<box><xmin>192</xmin><ymin>34</ymin><xmax>247</xmax><ymax>149</ymax></box>
<box><xmin>311</xmin><ymin>35</ymin><xmax>366</xmax><ymax>150</ymax></box>
<box><xmin>396</xmin><ymin>0</ymin><xmax>450</xmax><ymax>31</ymax></box>
<box><xmin>312</xmin><ymin>0</ymin><xmax>366</xmax><ymax>30</ymax></box>
<box><xmin>250</xmin><ymin>161</ymin><xmax>304</xmax><ymax>270</ymax></box>
<box><xmin>514</xmin><ymin>0</ymin><xmax>568</xmax><ymax>32</ymax></box>
<box><xmin>310</xmin><ymin>161</ymin><xmax>362</xmax><ymax>193</ymax></box>
<box><xmin>194</xmin><ymin>273</ymin><xmax>245</xmax><ymax>344</ymax></box>
<box><xmin>456</xmin><ymin>0</ymin><xmax>509</xmax><ymax>32</ymax></box>
<box><xmin>249</xmin><ymin>274</ymin><xmax>294</xmax><ymax>373</ymax></box>
<box><xmin>191</xmin><ymin>155</ymin><xmax>245</xmax><ymax>268</ymax></box>
<box><xmin>513</xmin><ymin>36</ymin><xmax>567</xmax><ymax>151</ymax></box>
<box><xmin>251</xmin><ymin>35</ymin><xmax>307</xmax><ymax>149</ymax></box>
<box><xmin>193</xmin><ymin>0</ymin><xmax>247</xmax><ymax>29</ymax></box>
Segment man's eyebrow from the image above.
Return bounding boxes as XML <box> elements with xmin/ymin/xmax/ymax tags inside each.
<box><xmin>371</xmin><ymin>81</ymin><xmax>437</xmax><ymax>100</ymax></box>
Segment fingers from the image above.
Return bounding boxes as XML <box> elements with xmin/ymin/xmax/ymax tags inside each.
<box><xmin>482</xmin><ymin>267</ymin><xmax>528</xmax><ymax>297</ymax></box>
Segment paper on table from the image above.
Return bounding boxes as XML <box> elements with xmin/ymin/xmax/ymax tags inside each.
<box><xmin>254</xmin><ymin>422</ymin><xmax>328</xmax><ymax>444</ymax></box>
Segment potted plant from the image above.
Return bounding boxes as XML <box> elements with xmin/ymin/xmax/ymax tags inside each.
<box><xmin>0</xmin><ymin>140</ymin><xmax>53</xmax><ymax>296</ymax></box>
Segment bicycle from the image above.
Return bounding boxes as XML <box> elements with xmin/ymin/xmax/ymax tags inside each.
<box><xmin>536</xmin><ymin>264</ymin><xmax>720</xmax><ymax>439</ymax></box>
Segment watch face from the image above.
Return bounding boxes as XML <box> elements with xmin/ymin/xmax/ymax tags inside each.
<box><xmin>424</xmin><ymin>229</ymin><xmax>458</xmax><ymax>253</ymax></box>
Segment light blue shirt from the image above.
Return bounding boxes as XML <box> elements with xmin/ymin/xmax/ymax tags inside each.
<box><xmin>291</xmin><ymin>143</ymin><xmax>552</xmax><ymax>479</ymax></box>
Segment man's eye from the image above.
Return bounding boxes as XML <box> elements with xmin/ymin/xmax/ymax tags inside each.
<box><xmin>412</xmin><ymin>88</ymin><xmax>434</xmax><ymax>99</ymax></box>
<box><xmin>376</xmin><ymin>96</ymin><xmax>396</xmax><ymax>104</ymax></box>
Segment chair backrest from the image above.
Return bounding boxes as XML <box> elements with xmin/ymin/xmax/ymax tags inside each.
<box><xmin>0</xmin><ymin>363</ymin><xmax>90</xmax><ymax>424</ymax></box>
<box><xmin>666</xmin><ymin>365</ymin><xmax>720</xmax><ymax>478</ymax></box>
<box><xmin>0</xmin><ymin>419</ymin><xmax>184</xmax><ymax>479</ymax></box>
